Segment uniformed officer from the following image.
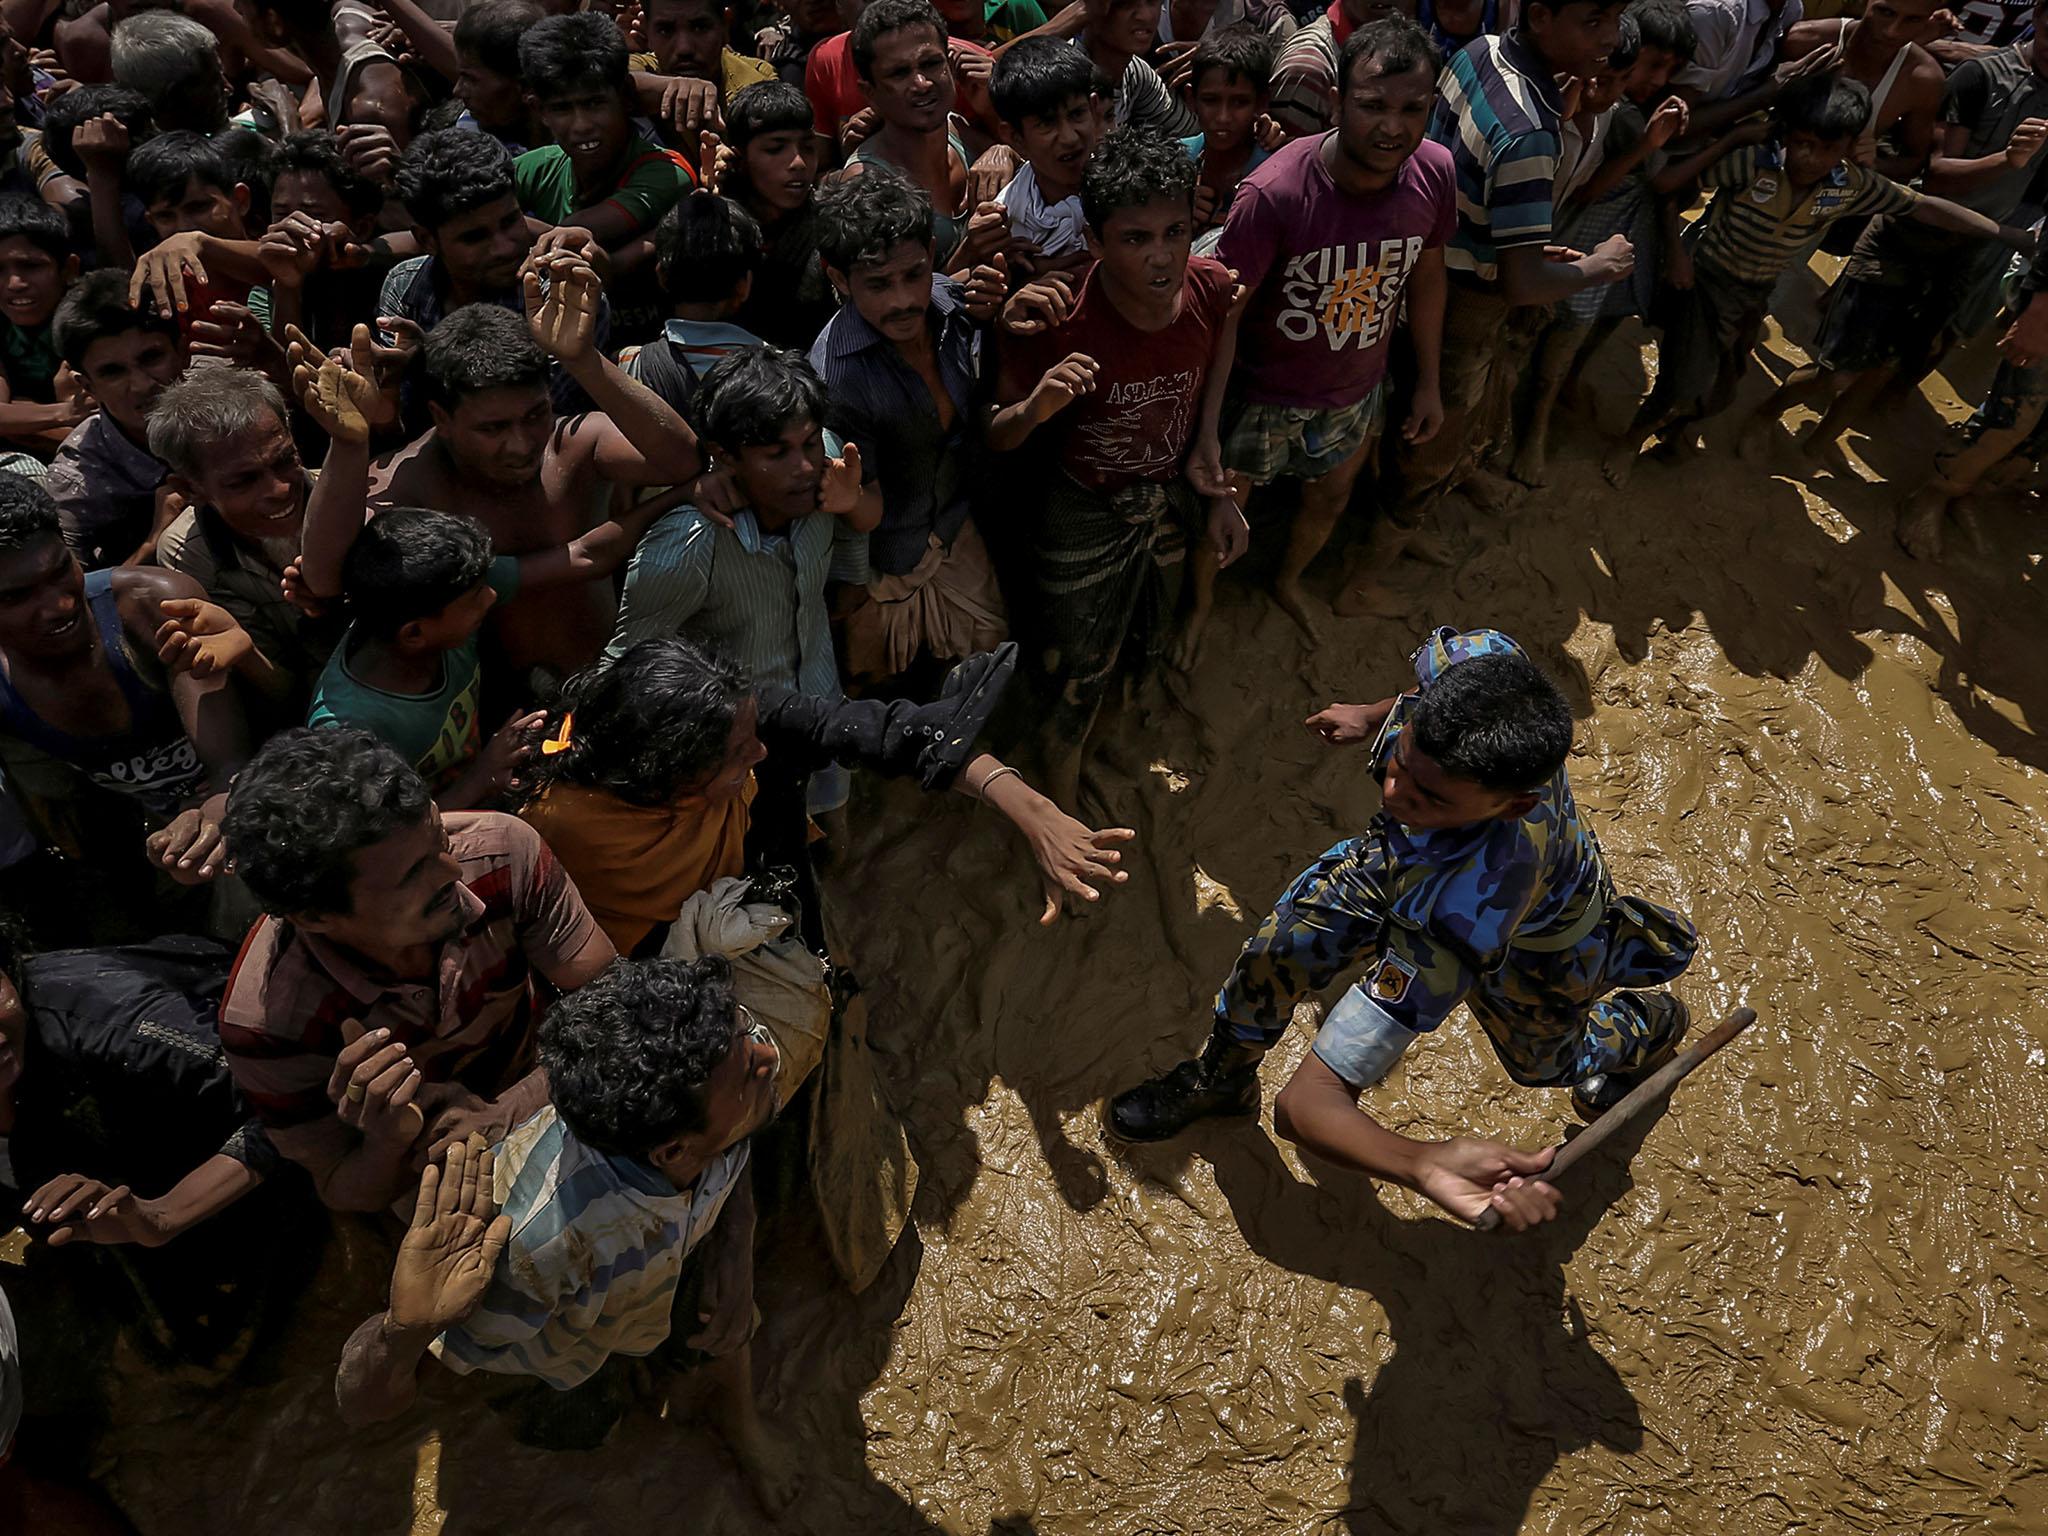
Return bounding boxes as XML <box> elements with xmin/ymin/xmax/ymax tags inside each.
<box><xmin>1107</xmin><ymin>627</ymin><xmax>1698</xmax><ymax>1229</ymax></box>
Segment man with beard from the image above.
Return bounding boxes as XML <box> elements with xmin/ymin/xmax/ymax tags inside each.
<box><xmin>1186</xmin><ymin>17</ymin><xmax>1453</xmax><ymax>651</ymax></box>
<box><xmin>216</xmin><ymin>727</ymin><xmax>616</xmax><ymax>1213</ymax></box>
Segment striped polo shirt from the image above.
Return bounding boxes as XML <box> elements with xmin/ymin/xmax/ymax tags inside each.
<box><xmin>1692</xmin><ymin>143</ymin><xmax>1919</xmax><ymax>287</ymax></box>
<box><xmin>432</xmin><ymin>1106</ymin><xmax>748</xmax><ymax>1389</ymax></box>
<box><xmin>1430</xmin><ymin>31</ymin><xmax>1566</xmax><ymax>284</ymax></box>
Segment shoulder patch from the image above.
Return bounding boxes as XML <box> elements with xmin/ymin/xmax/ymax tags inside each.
<box><xmin>1369</xmin><ymin>952</ymin><xmax>1418</xmax><ymax>1006</ymax></box>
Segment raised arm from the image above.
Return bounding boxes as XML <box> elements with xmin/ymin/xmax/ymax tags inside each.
<box><xmin>336</xmin><ymin>1138</ymin><xmax>509</xmax><ymax>1427</ymax></box>
<box><xmin>287</xmin><ymin>326</ymin><xmax>384</xmax><ymax>600</ymax></box>
<box><xmin>526</xmin><ymin>254</ymin><xmax>703</xmax><ymax>486</ymax></box>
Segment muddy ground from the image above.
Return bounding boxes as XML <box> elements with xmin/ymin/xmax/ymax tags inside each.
<box><xmin>54</xmin><ymin>285</ymin><xmax>2048</xmax><ymax>1533</ymax></box>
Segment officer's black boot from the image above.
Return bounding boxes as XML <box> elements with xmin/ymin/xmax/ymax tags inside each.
<box><xmin>1107</xmin><ymin>1031</ymin><xmax>1264</xmax><ymax>1142</ymax></box>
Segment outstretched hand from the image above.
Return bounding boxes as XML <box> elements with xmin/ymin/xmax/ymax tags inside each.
<box><xmin>1019</xmin><ymin>804</ymin><xmax>1135</xmax><ymax>924</ymax></box>
<box><xmin>288</xmin><ymin>323</ymin><xmax>384</xmax><ymax>445</ymax></box>
<box><xmin>155</xmin><ymin>596</ymin><xmax>253</xmax><ymax>679</ymax></box>
<box><xmin>524</xmin><ymin>253</ymin><xmax>603</xmax><ymax>366</ymax></box>
<box><xmin>388</xmin><ymin>1135</ymin><xmax>511</xmax><ymax>1336</ymax></box>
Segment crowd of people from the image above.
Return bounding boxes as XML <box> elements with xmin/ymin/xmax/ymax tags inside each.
<box><xmin>0</xmin><ymin>0</ymin><xmax>2041</xmax><ymax>1522</ymax></box>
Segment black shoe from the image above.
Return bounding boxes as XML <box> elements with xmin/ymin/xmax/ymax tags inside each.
<box><xmin>1108</xmin><ymin>1038</ymin><xmax>1262</xmax><ymax>1142</ymax></box>
<box><xmin>1570</xmin><ymin>998</ymin><xmax>1690</xmax><ymax>1122</ymax></box>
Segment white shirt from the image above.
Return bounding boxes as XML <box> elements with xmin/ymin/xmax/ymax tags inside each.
<box><xmin>1675</xmin><ymin>0</ymin><xmax>1805</xmax><ymax>103</ymax></box>
<box><xmin>997</xmin><ymin>162</ymin><xmax>1089</xmax><ymax>257</ymax></box>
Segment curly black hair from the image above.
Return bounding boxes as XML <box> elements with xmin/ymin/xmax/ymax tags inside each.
<box><xmin>395</xmin><ymin>128</ymin><xmax>517</xmax><ymax>232</ymax></box>
<box><xmin>342</xmin><ymin>507</ymin><xmax>495</xmax><ymax>641</ymax></box>
<box><xmin>273</xmin><ymin>130</ymin><xmax>386</xmax><ymax>221</ymax></box>
<box><xmin>128</xmin><ymin>129</ymin><xmax>237</xmax><ymax>211</ymax></box>
<box><xmin>851</xmin><ymin>0</ymin><xmax>945</xmax><ymax>79</ymax></box>
<box><xmin>0</xmin><ymin>196</ymin><xmax>71</xmax><ymax>262</ymax></box>
<box><xmin>42</xmin><ymin>85</ymin><xmax>155</xmax><ymax>181</ymax></box>
<box><xmin>519</xmin><ymin>12</ymin><xmax>631</xmax><ymax>103</ymax></box>
<box><xmin>1410</xmin><ymin>653</ymin><xmax>1573</xmax><ymax>793</ymax></box>
<box><xmin>222</xmin><ymin>727</ymin><xmax>434</xmax><ymax>917</ymax></box>
<box><xmin>54</xmin><ymin>269</ymin><xmax>179</xmax><ymax>373</ymax></box>
<box><xmin>539</xmin><ymin>956</ymin><xmax>741</xmax><ymax>1155</ymax></box>
<box><xmin>420</xmin><ymin>303</ymin><xmax>550</xmax><ymax>409</ymax></box>
<box><xmin>814</xmin><ymin>162</ymin><xmax>933</xmax><ymax>273</ymax></box>
<box><xmin>0</xmin><ymin>471</ymin><xmax>61</xmax><ymax>552</ymax></box>
<box><xmin>530</xmin><ymin>638</ymin><xmax>751</xmax><ymax>808</ymax></box>
<box><xmin>1080</xmin><ymin>126</ymin><xmax>1195</xmax><ymax>236</ymax></box>
<box><xmin>697</xmin><ymin>346</ymin><xmax>826</xmax><ymax>450</ymax></box>
<box><xmin>655</xmin><ymin>191</ymin><xmax>764</xmax><ymax>303</ymax></box>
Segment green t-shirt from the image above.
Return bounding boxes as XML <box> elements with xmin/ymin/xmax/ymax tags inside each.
<box><xmin>513</xmin><ymin>134</ymin><xmax>695</xmax><ymax>240</ymax></box>
<box><xmin>307</xmin><ymin>556</ymin><xmax>521</xmax><ymax>788</ymax></box>
<box><xmin>984</xmin><ymin>0</ymin><xmax>1046</xmax><ymax>44</ymax></box>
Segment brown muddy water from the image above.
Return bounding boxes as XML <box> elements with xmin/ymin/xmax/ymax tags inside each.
<box><xmin>50</xmin><ymin>312</ymin><xmax>2048</xmax><ymax>1533</ymax></box>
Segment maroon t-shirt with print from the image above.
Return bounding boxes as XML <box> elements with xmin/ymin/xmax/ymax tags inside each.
<box><xmin>1004</xmin><ymin>255</ymin><xmax>1235</xmax><ymax>493</ymax></box>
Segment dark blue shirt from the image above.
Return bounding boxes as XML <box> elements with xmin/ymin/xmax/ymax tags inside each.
<box><xmin>808</xmin><ymin>275</ymin><xmax>983</xmax><ymax>578</ymax></box>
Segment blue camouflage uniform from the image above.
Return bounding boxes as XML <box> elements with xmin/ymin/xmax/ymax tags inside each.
<box><xmin>1217</xmin><ymin>627</ymin><xmax>1697</xmax><ymax>1090</ymax></box>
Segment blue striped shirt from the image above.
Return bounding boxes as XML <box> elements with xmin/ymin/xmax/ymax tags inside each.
<box><xmin>1430</xmin><ymin>31</ymin><xmax>1565</xmax><ymax>283</ymax></box>
<box><xmin>431</xmin><ymin>1106</ymin><xmax>748</xmax><ymax>1389</ymax></box>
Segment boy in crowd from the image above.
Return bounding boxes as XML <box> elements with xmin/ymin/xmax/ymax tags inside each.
<box><xmin>46</xmin><ymin>270</ymin><xmax>180</xmax><ymax>570</ymax></box>
<box><xmin>642</xmin><ymin>0</ymin><xmax>779</xmax><ymax>112</ymax></box>
<box><xmin>1610</xmin><ymin>75</ymin><xmax>2032</xmax><ymax>482</ymax></box>
<box><xmin>991</xmin><ymin>37</ymin><xmax>1102</xmax><ymax>268</ymax></box>
<box><xmin>1108</xmin><ymin>629</ymin><xmax>1699</xmax><ymax>1233</ymax></box>
<box><xmin>607</xmin><ymin>346</ymin><xmax>872</xmax><ymax>701</ymax></box>
<box><xmin>515</xmin><ymin>13</ymin><xmax>695</xmax><ymax>287</ymax></box>
<box><xmin>363</xmin><ymin>258</ymin><xmax>703</xmax><ymax>681</ymax></box>
<box><xmin>1899</xmin><ymin>249</ymin><xmax>2048</xmax><ymax>558</ymax></box>
<box><xmin>812</xmin><ymin>169</ymin><xmax>1009</xmax><ymax>685</ymax></box>
<box><xmin>1775</xmin><ymin>0</ymin><xmax>1945</xmax><ymax>183</ymax></box>
<box><xmin>0</xmin><ymin>473</ymin><xmax>250</xmax><ymax>901</ymax></box>
<box><xmin>217</xmin><ymin>727</ymin><xmax>615</xmax><ymax>1213</ymax></box>
<box><xmin>300</xmin><ymin>501</ymin><xmax>539</xmax><ymax>808</ymax></box>
<box><xmin>1512</xmin><ymin>1</ymin><xmax>1693</xmax><ymax>488</ymax></box>
<box><xmin>1197</xmin><ymin>18</ymin><xmax>1454</xmax><ymax>648</ymax></box>
<box><xmin>1072</xmin><ymin>0</ymin><xmax>1199</xmax><ymax>139</ymax></box>
<box><xmin>149</xmin><ymin>368</ymin><xmax>337</xmax><ymax>725</ymax></box>
<box><xmin>1182</xmin><ymin>26</ymin><xmax>1276</xmax><ymax>238</ymax></box>
<box><xmin>0</xmin><ymin>197</ymin><xmax>84</xmax><ymax>452</ymax></box>
<box><xmin>385</xmin><ymin>129</ymin><xmax>613</xmax><ymax>418</ymax></box>
<box><xmin>991</xmin><ymin>128</ymin><xmax>1241</xmax><ymax>808</ymax></box>
<box><xmin>720</xmin><ymin>81</ymin><xmax>839</xmax><ymax>348</ymax></box>
<box><xmin>453</xmin><ymin>0</ymin><xmax>548</xmax><ymax>155</ymax></box>
<box><xmin>842</xmin><ymin>0</ymin><xmax>981</xmax><ymax>271</ymax></box>
<box><xmin>1670</xmin><ymin>0</ymin><xmax>1804</xmax><ymax>139</ymax></box>
<box><xmin>333</xmin><ymin>960</ymin><xmax>799</xmax><ymax>1511</ymax></box>
<box><xmin>41</xmin><ymin>84</ymin><xmax>156</xmax><ymax>271</ymax></box>
<box><xmin>124</xmin><ymin>133</ymin><xmax>274</xmax><ymax>339</ymax></box>
<box><xmin>625</xmin><ymin>192</ymin><xmax>767</xmax><ymax>422</ymax></box>
<box><xmin>1267</xmin><ymin>0</ymin><xmax>1397</xmax><ymax>140</ymax></box>
<box><xmin>256</xmin><ymin>132</ymin><xmax>389</xmax><ymax>354</ymax></box>
<box><xmin>1744</xmin><ymin>4</ymin><xmax>2048</xmax><ymax>463</ymax></box>
<box><xmin>1385</xmin><ymin>0</ymin><xmax>1635</xmax><ymax>536</ymax></box>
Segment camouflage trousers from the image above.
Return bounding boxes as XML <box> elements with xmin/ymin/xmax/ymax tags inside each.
<box><xmin>1215</xmin><ymin>836</ymin><xmax>1699</xmax><ymax>1086</ymax></box>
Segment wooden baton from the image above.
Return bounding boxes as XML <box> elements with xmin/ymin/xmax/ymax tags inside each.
<box><xmin>1473</xmin><ymin>1005</ymin><xmax>1759</xmax><ymax>1233</ymax></box>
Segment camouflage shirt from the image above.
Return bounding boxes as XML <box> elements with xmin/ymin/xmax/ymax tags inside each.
<box><xmin>1368</xmin><ymin>627</ymin><xmax>1607</xmax><ymax>973</ymax></box>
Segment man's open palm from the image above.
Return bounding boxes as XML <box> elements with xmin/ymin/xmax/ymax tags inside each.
<box><xmin>389</xmin><ymin>1135</ymin><xmax>510</xmax><ymax>1335</ymax></box>
<box><xmin>524</xmin><ymin>255</ymin><xmax>602</xmax><ymax>364</ymax></box>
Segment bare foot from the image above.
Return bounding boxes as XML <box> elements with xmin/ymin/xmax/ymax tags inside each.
<box><xmin>1895</xmin><ymin>489</ymin><xmax>1947</xmax><ymax>560</ymax></box>
<box><xmin>1461</xmin><ymin>469</ymin><xmax>1526</xmax><ymax>515</ymax></box>
<box><xmin>1332</xmin><ymin>572</ymin><xmax>1409</xmax><ymax>618</ymax></box>
<box><xmin>729</xmin><ymin>1421</ymin><xmax>804</xmax><ymax>1517</ymax></box>
<box><xmin>1400</xmin><ymin>525</ymin><xmax>1458</xmax><ymax>567</ymax></box>
<box><xmin>1170</xmin><ymin>602</ymin><xmax>1212</xmax><ymax>671</ymax></box>
<box><xmin>1270</xmin><ymin>576</ymin><xmax>1323</xmax><ymax>641</ymax></box>
<box><xmin>1509</xmin><ymin>436</ymin><xmax>1549</xmax><ymax>487</ymax></box>
<box><xmin>1953</xmin><ymin>496</ymin><xmax>1993</xmax><ymax>556</ymax></box>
